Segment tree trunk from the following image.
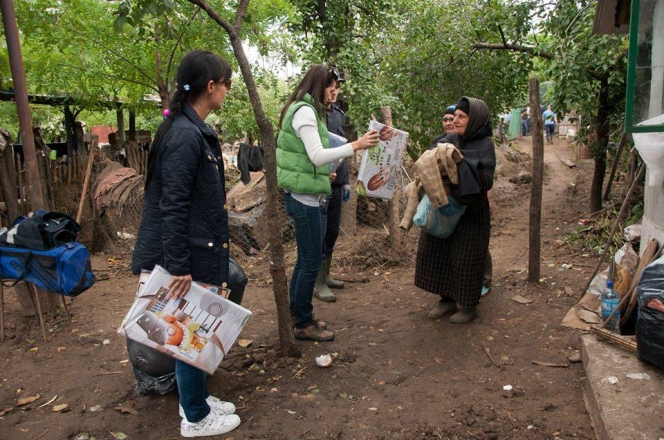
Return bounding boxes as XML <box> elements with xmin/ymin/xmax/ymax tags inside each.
<box><xmin>229</xmin><ymin>37</ymin><xmax>299</xmax><ymax>357</ymax></box>
<box><xmin>528</xmin><ymin>78</ymin><xmax>543</xmax><ymax>283</ymax></box>
<box><xmin>190</xmin><ymin>0</ymin><xmax>300</xmax><ymax>357</ymax></box>
<box><xmin>589</xmin><ymin>78</ymin><xmax>610</xmax><ymax>213</ymax></box>
<box><xmin>2</xmin><ymin>0</ymin><xmax>45</xmax><ymax>211</ymax></box>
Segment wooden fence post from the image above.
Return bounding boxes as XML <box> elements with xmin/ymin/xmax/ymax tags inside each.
<box><xmin>381</xmin><ymin>106</ymin><xmax>402</xmax><ymax>263</ymax></box>
<box><xmin>528</xmin><ymin>78</ymin><xmax>544</xmax><ymax>283</ymax></box>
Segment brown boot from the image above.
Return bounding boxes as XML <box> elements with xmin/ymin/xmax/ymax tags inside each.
<box><xmin>428</xmin><ymin>301</ymin><xmax>457</xmax><ymax>319</ymax></box>
<box><xmin>291</xmin><ymin>313</ymin><xmax>327</xmax><ymax>330</ymax></box>
<box><xmin>449</xmin><ymin>307</ymin><xmax>478</xmax><ymax>324</ymax></box>
<box><xmin>294</xmin><ymin>322</ymin><xmax>335</xmax><ymax>342</ymax></box>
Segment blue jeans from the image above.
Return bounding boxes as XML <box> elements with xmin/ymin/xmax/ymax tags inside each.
<box><xmin>285</xmin><ymin>195</ymin><xmax>323</xmax><ymax>329</ymax></box>
<box><xmin>176</xmin><ymin>360</ymin><xmax>210</xmax><ymax>422</ymax></box>
<box><xmin>545</xmin><ymin>124</ymin><xmax>555</xmax><ymax>141</ymax></box>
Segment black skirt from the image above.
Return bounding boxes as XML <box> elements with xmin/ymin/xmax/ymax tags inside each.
<box><xmin>414</xmin><ymin>204</ymin><xmax>490</xmax><ymax>308</ymax></box>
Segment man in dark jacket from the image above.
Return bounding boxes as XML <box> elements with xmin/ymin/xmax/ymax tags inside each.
<box><xmin>315</xmin><ymin>67</ymin><xmax>349</xmax><ymax>302</ymax></box>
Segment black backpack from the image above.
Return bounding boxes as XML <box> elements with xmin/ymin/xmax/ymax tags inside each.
<box><xmin>0</xmin><ymin>212</ymin><xmax>81</xmax><ymax>250</ymax></box>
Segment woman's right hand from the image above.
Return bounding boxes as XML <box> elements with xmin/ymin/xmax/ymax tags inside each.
<box><xmin>351</xmin><ymin>129</ymin><xmax>379</xmax><ymax>151</ymax></box>
<box><xmin>166</xmin><ymin>274</ymin><xmax>193</xmax><ymax>300</ymax></box>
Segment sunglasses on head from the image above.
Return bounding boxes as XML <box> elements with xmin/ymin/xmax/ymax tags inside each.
<box><xmin>329</xmin><ymin>66</ymin><xmax>345</xmax><ymax>82</ymax></box>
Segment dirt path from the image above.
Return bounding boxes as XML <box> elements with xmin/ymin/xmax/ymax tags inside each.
<box><xmin>0</xmin><ymin>136</ymin><xmax>600</xmax><ymax>439</ymax></box>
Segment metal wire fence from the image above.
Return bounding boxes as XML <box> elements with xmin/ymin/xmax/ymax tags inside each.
<box><xmin>43</xmin><ymin>147</ymin><xmax>420</xmax><ymax>279</ymax></box>
<box><xmin>225</xmin><ymin>154</ymin><xmax>418</xmax><ymax>283</ymax></box>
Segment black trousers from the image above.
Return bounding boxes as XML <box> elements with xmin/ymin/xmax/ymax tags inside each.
<box><xmin>320</xmin><ymin>186</ymin><xmax>343</xmax><ymax>254</ymax></box>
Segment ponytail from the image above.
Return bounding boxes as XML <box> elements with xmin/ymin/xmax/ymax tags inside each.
<box><xmin>144</xmin><ymin>50</ymin><xmax>232</xmax><ymax>190</ymax></box>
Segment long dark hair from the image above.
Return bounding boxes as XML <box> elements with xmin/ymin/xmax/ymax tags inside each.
<box><xmin>145</xmin><ymin>50</ymin><xmax>232</xmax><ymax>188</ymax></box>
<box><xmin>278</xmin><ymin>64</ymin><xmax>337</xmax><ymax>128</ymax></box>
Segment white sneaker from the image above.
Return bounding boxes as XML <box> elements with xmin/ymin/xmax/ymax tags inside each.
<box><xmin>179</xmin><ymin>396</ymin><xmax>236</xmax><ymax>418</ymax></box>
<box><xmin>180</xmin><ymin>412</ymin><xmax>241</xmax><ymax>437</ymax></box>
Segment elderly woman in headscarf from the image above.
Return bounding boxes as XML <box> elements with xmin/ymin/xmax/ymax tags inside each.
<box><xmin>415</xmin><ymin>96</ymin><xmax>496</xmax><ymax>324</ymax></box>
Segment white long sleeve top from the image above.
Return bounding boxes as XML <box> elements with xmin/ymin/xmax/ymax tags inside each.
<box><xmin>290</xmin><ymin>106</ymin><xmax>354</xmax><ymax>206</ymax></box>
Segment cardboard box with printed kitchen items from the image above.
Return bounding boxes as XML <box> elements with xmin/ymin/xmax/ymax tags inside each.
<box><xmin>118</xmin><ymin>265</ymin><xmax>252</xmax><ymax>375</ymax></box>
<box><xmin>357</xmin><ymin>120</ymin><xmax>409</xmax><ymax>200</ymax></box>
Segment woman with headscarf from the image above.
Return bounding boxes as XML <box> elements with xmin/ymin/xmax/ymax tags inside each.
<box><xmin>415</xmin><ymin>96</ymin><xmax>496</xmax><ymax>324</ymax></box>
<box><xmin>441</xmin><ymin>105</ymin><xmax>456</xmax><ymax>135</ymax></box>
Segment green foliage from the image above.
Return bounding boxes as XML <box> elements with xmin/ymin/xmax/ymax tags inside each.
<box><xmin>627</xmin><ymin>200</ymin><xmax>644</xmax><ymax>225</ymax></box>
<box><xmin>111</xmin><ymin>0</ymin><xmax>298</xmax><ymax>139</ymax></box>
<box><xmin>564</xmin><ymin>215</ymin><xmax>626</xmax><ymax>256</ymax></box>
<box><xmin>1</xmin><ymin>0</ymin><xmax>295</xmax><ymax>142</ymax></box>
<box><xmin>282</xmin><ymin>0</ymin><xmax>401</xmax><ymax>137</ymax></box>
<box><xmin>3</xmin><ymin>0</ymin><xmax>630</xmax><ymax>163</ymax></box>
<box><xmin>535</xmin><ymin>1</ymin><xmax>628</xmax><ymax>156</ymax></box>
<box><xmin>369</xmin><ymin>0</ymin><xmax>530</xmax><ymax>156</ymax></box>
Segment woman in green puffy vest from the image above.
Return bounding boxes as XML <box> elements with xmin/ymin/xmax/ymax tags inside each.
<box><xmin>276</xmin><ymin>64</ymin><xmax>378</xmax><ymax>342</ymax></box>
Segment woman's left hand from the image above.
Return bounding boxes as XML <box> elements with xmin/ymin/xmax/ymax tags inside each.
<box><xmin>330</xmin><ymin>172</ymin><xmax>337</xmax><ymax>181</ymax></box>
<box><xmin>167</xmin><ymin>274</ymin><xmax>193</xmax><ymax>299</ymax></box>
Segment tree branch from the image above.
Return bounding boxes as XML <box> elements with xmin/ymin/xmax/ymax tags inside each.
<box><xmin>59</xmin><ymin>64</ymin><xmax>158</xmax><ymax>91</ymax></box>
<box><xmin>188</xmin><ymin>0</ymin><xmax>235</xmax><ymax>36</ymax></box>
<box><xmin>473</xmin><ymin>42</ymin><xmax>553</xmax><ymax>59</ymax></box>
<box><xmin>66</xmin><ymin>27</ymin><xmax>156</xmax><ymax>84</ymax></box>
<box><xmin>498</xmin><ymin>23</ymin><xmax>507</xmax><ymax>47</ymax></box>
<box><xmin>472</xmin><ymin>41</ymin><xmax>608</xmax><ymax>81</ymax></box>
<box><xmin>235</xmin><ymin>0</ymin><xmax>250</xmax><ymax>31</ymax></box>
<box><xmin>167</xmin><ymin>7</ymin><xmax>201</xmax><ymax>82</ymax></box>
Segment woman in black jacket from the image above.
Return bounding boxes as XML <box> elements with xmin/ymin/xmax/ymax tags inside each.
<box><xmin>415</xmin><ymin>96</ymin><xmax>496</xmax><ymax>324</ymax></box>
<box><xmin>132</xmin><ymin>50</ymin><xmax>240</xmax><ymax>438</ymax></box>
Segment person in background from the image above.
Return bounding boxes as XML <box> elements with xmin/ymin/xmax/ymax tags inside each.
<box><xmin>442</xmin><ymin>105</ymin><xmax>456</xmax><ymax>135</ymax></box>
<box><xmin>314</xmin><ymin>66</ymin><xmax>349</xmax><ymax>302</ymax></box>
<box><xmin>520</xmin><ymin>108</ymin><xmax>529</xmax><ymax>136</ymax></box>
<box><xmin>131</xmin><ymin>50</ymin><xmax>241</xmax><ymax>438</ymax></box>
<box><xmin>416</xmin><ymin>97</ymin><xmax>496</xmax><ymax>324</ymax></box>
<box><xmin>543</xmin><ymin>105</ymin><xmax>558</xmax><ymax>145</ymax></box>
<box><xmin>277</xmin><ymin>64</ymin><xmax>379</xmax><ymax>341</ymax></box>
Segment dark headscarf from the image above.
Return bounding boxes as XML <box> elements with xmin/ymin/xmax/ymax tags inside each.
<box><xmin>443</xmin><ymin>105</ymin><xmax>456</xmax><ymax>116</ymax></box>
<box><xmin>456</xmin><ymin>97</ymin><xmax>492</xmax><ymax>143</ymax></box>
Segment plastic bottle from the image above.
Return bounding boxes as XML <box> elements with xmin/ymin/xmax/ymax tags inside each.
<box><xmin>601</xmin><ymin>280</ymin><xmax>620</xmax><ymax>332</ymax></box>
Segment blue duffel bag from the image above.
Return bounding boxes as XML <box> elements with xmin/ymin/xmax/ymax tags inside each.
<box><xmin>0</xmin><ymin>242</ymin><xmax>96</xmax><ymax>296</ymax></box>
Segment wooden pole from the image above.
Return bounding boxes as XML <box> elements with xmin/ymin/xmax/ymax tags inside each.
<box><xmin>621</xmin><ymin>241</ymin><xmax>662</xmax><ymax>327</ymax></box>
<box><xmin>0</xmin><ymin>277</ymin><xmax>4</xmax><ymax>342</ymax></box>
<box><xmin>1</xmin><ymin>0</ymin><xmax>45</xmax><ymax>210</ymax></box>
<box><xmin>16</xmin><ymin>154</ymin><xmax>24</xmax><ymax>215</ymax></box>
<box><xmin>0</xmin><ymin>146</ymin><xmax>19</xmax><ymax>222</ymax></box>
<box><xmin>76</xmin><ymin>137</ymin><xmax>98</xmax><ymax>225</ymax></box>
<box><xmin>128</xmin><ymin>109</ymin><xmax>136</xmax><ymax>142</ymax></box>
<box><xmin>116</xmin><ymin>109</ymin><xmax>126</xmax><ymax>145</ymax></box>
<box><xmin>579</xmin><ymin>163</ymin><xmax>646</xmax><ymax>298</ymax></box>
<box><xmin>528</xmin><ymin>78</ymin><xmax>544</xmax><ymax>283</ymax></box>
<box><xmin>603</xmin><ymin>132</ymin><xmax>629</xmax><ymax>201</ymax></box>
<box><xmin>590</xmin><ymin>325</ymin><xmax>637</xmax><ymax>352</ymax></box>
<box><xmin>380</xmin><ymin>106</ymin><xmax>402</xmax><ymax>263</ymax></box>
